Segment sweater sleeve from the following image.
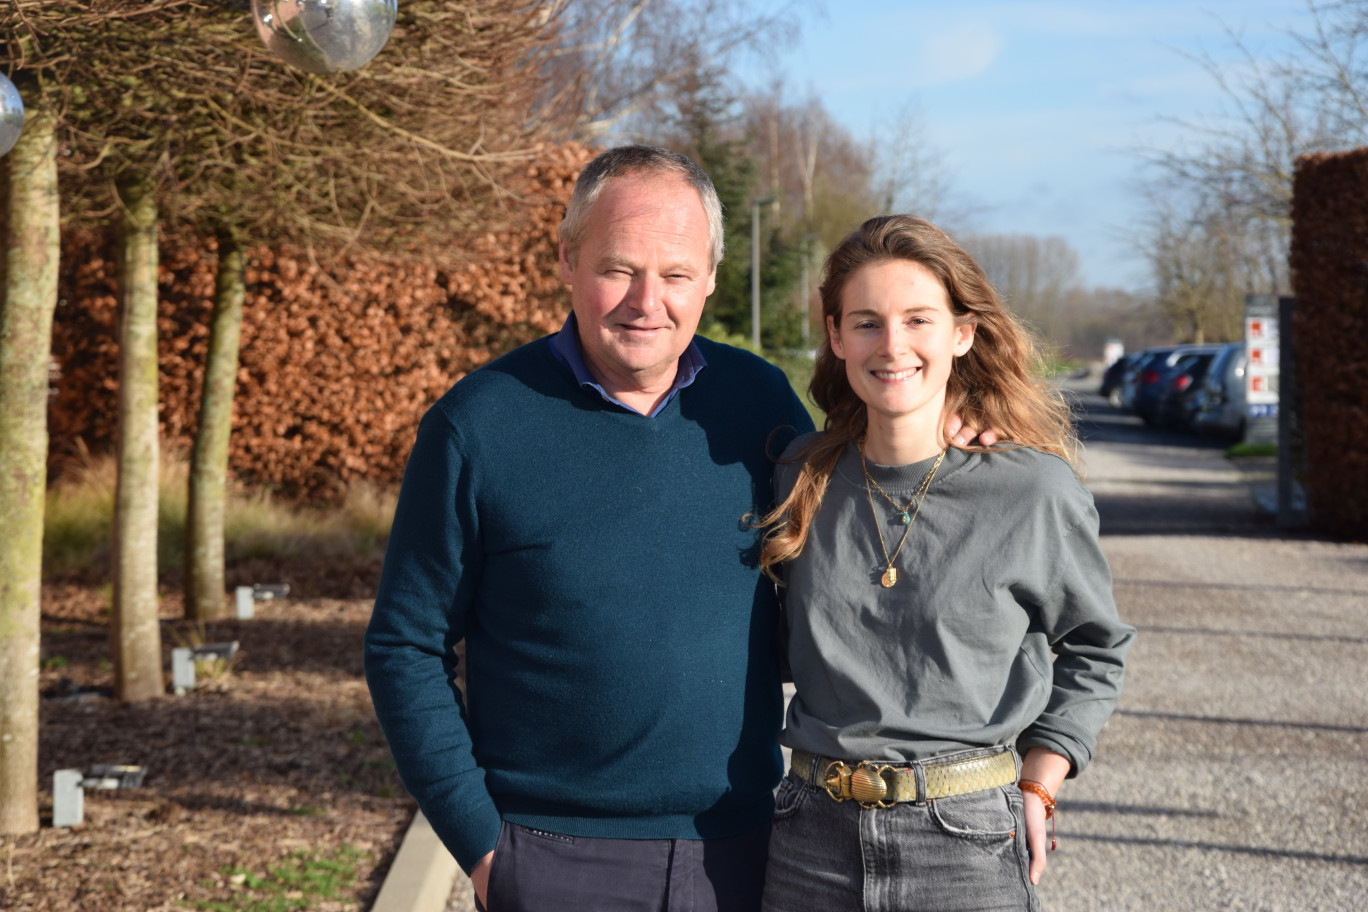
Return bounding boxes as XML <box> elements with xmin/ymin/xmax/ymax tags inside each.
<box><xmin>1016</xmin><ymin>478</ymin><xmax>1136</xmax><ymax>776</ymax></box>
<box><xmin>363</xmin><ymin>407</ymin><xmax>501</xmax><ymax>873</ymax></box>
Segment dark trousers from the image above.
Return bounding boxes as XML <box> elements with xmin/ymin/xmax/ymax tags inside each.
<box><xmin>473</xmin><ymin>820</ymin><xmax>771</xmax><ymax>912</ymax></box>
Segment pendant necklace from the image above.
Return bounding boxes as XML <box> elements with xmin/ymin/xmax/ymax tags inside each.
<box><xmin>859</xmin><ymin>441</ymin><xmax>946</xmax><ymax>588</ymax></box>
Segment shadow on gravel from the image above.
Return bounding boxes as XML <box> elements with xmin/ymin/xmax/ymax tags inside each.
<box><xmin>1067</xmin><ymin>832</ymin><xmax>1368</xmax><ymax>868</ymax></box>
<box><xmin>1070</xmin><ymin>800</ymin><xmax>1219</xmax><ymax>819</ymax></box>
<box><xmin>1113</xmin><ymin>580</ymin><xmax>1367</xmax><ymax>602</ymax></box>
<box><xmin>1115</xmin><ymin>708</ymin><xmax>1368</xmax><ymax>735</ymax></box>
<box><xmin>1132</xmin><ymin>622</ymin><xmax>1368</xmax><ymax>645</ymax></box>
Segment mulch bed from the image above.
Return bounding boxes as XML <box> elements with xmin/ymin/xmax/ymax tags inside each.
<box><xmin>3</xmin><ymin>576</ymin><xmax>415</xmax><ymax>912</ymax></box>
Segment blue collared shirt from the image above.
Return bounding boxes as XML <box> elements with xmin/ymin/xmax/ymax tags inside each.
<box><xmin>548</xmin><ymin>313</ymin><xmax>707</xmax><ymax>417</ymax></box>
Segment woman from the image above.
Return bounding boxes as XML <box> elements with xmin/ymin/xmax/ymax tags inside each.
<box><xmin>758</xmin><ymin>215</ymin><xmax>1134</xmax><ymax>911</ymax></box>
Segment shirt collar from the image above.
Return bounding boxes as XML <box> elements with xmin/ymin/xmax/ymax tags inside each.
<box><xmin>549</xmin><ymin>312</ymin><xmax>707</xmax><ymax>417</ymax></box>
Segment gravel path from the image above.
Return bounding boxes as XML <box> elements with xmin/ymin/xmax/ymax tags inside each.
<box><xmin>1037</xmin><ymin>382</ymin><xmax>1368</xmax><ymax>910</ymax></box>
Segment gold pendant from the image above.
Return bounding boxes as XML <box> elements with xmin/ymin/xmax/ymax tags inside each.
<box><xmin>881</xmin><ymin>567</ymin><xmax>897</xmax><ymax>587</ymax></box>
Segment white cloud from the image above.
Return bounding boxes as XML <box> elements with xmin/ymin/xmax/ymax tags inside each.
<box><xmin>911</xmin><ymin>23</ymin><xmax>1006</xmax><ymax>86</ymax></box>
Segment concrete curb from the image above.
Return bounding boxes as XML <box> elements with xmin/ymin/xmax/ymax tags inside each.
<box><xmin>371</xmin><ymin>809</ymin><xmax>460</xmax><ymax>912</ymax></box>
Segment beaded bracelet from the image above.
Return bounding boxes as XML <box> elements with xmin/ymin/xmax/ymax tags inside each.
<box><xmin>1017</xmin><ymin>779</ymin><xmax>1058</xmax><ymax>850</ymax></box>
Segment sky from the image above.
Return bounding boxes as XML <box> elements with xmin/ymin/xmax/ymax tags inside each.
<box><xmin>743</xmin><ymin>0</ymin><xmax>1323</xmax><ymax>290</ymax></box>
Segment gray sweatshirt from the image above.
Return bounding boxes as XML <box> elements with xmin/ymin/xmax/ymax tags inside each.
<box><xmin>776</xmin><ymin>435</ymin><xmax>1134</xmax><ymax>775</ymax></box>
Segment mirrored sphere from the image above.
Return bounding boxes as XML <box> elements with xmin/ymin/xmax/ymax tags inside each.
<box><xmin>0</xmin><ymin>72</ymin><xmax>25</xmax><ymax>157</ymax></box>
<box><xmin>251</xmin><ymin>0</ymin><xmax>398</xmax><ymax>75</ymax></box>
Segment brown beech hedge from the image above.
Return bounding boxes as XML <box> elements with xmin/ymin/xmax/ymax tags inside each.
<box><xmin>1291</xmin><ymin>149</ymin><xmax>1368</xmax><ymax>539</ymax></box>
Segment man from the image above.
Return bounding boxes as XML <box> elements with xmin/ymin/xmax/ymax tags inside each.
<box><xmin>364</xmin><ymin>145</ymin><xmax>814</xmax><ymax>911</ymax></box>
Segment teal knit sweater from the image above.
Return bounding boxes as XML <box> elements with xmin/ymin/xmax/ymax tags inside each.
<box><xmin>364</xmin><ymin>334</ymin><xmax>813</xmax><ymax>872</ymax></box>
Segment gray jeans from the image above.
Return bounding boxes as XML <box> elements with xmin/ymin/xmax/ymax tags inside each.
<box><xmin>761</xmin><ymin>751</ymin><xmax>1039</xmax><ymax>912</ymax></box>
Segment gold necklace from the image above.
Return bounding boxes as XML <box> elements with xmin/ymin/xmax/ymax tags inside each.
<box><xmin>859</xmin><ymin>443</ymin><xmax>946</xmax><ymax>588</ymax></box>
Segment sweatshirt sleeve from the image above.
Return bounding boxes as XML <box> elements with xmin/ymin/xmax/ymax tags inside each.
<box><xmin>363</xmin><ymin>407</ymin><xmax>502</xmax><ymax>873</ymax></box>
<box><xmin>1017</xmin><ymin>478</ymin><xmax>1136</xmax><ymax>776</ymax></box>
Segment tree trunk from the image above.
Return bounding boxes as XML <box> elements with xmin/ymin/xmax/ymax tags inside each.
<box><xmin>0</xmin><ymin>109</ymin><xmax>59</xmax><ymax>836</ymax></box>
<box><xmin>112</xmin><ymin>176</ymin><xmax>163</xmax><ymax>702</ymax></box>
<box><xmin>184</xmin><ymin>229</ymin><xmax>245</xmax><ymax>622</ymax></box>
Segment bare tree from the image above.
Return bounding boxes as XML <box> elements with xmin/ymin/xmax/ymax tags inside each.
<box><xmin>184</xmin><ymin>228</ymin><xmax>244</xmax><ymax>621</ymax></box>
<box><xmin>110</xmin><ymin>175</ymin><xmax>165</xmax><ymax>701</ymax></box>
<box><xmin>1060</xmin><ymin>286</ymin><xmax>1172</xmax><ymax>360</ymax></box>
<box><xmin>868</xmin><ymin>100</ymin><xmax>956</xmax><ymax>223</ymax></box>
<box><xmin>961</xmin><ymin>233</ymin><xmax>1083</xmax><ymax>347</ymax></box>
<box><xmin>1138</xmin><ymin>1</ymin><xmax>1368</xmax><ymax>303</ymax></box>
<box><xmin>1136</xmin><ymin>190</ymin><xmax>1246</xmax><ymax>344</ymax></box>
<box><xmin>0</xmin><ymin>105</ymin><xmax>59</xmax><ymax>836</ymax></box>
<box><xmin>548</xmin><ymin>0</ymin><xmax>798</xmax><ymax>140</ymax></box>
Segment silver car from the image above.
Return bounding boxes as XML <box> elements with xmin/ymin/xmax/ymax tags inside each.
<box><xmin>1189</xmin><ymin>342</ymin><xmax>1247</xmax><ymax>438</ymax></box>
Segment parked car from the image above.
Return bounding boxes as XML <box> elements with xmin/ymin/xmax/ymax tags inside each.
<box><xmin>1099</xmin><ymin>352</ymin><xmax>1143</xmax><ymax>407</ymax></box>
<box><xmin>1132</xmin><ymin>344</ymin><xmax>1226</xmax><ymax>424</ymax></box>
<box><xmin>1190</xmin><ymin>342</ymin><xmax>1248</xmax><ymax>438</ymax></box>
<box><xmin>1152</xmin><ymin>351</ymin><xmax>1217</xmax><ymax>427</ymax></box>
<box><xmin>1119</xmin><ymin>347</ymin><xmax>1176</xmax><ymax>411</ymax></box>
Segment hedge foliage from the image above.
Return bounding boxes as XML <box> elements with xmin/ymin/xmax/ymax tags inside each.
<box><xmin>49</xmin><ymin>144</ymin><xmax>595</xmax><ymax>502</ymax></box>
<box><xmin>1290</xmin><ymin>149</ymin><xmax>1368</xmax><ymax>539</ymax></box>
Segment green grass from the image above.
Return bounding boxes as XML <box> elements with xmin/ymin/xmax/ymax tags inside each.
<box><xmin>186</xmin><ymin>844</ymin><xmax>366</xmax><ymax>912</ymax></box>
<box><xmin>1041</xmin><ymin>355</ymin><xmax>1085</xmax><ymax>378</ymax></box>
<box><xmin>42</xmin><ymin>448</ymin><xmax>397</xmax><ymax>581</ymax></box>
<box><xmin>42</xmin><ymin>450</ymin><xmax>121</xmax><ymax>578</ymax></box>
<box><xmin>286</xmin><ymin>804</ymin><xmax>326</xmax><ymax>817</ymax></box>
<box><xmin>1227</xmin><ymin>442</ymin><xmax>1277</xmax><ymax>458</ymax></box>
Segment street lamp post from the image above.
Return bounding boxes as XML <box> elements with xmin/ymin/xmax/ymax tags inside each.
<box><xmin>800</xmin><ymin>233</ymin><xmax>820</xmax><ymax>347</ymax></box>
<box><xmin>751</xmin><ymin>195</ymin><xmax>777</xmax><ymax>350</ymax></box>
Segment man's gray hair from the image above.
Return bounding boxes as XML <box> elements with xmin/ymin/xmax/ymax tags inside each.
<box><xmin>560</xmin><ymin>145</ymin><xmax>725</xmax><ymax>271</ymax></box>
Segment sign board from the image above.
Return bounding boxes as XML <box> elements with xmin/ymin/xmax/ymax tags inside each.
<box><xmin>1243</xmin><ymin>296</ymin><xmax>1281</xmax><ymax>445</ymax></box>
<box><xmin>1245</xmin><ymin>314</ymin><xmax>1279</xmax><ymax>406</ymax></box>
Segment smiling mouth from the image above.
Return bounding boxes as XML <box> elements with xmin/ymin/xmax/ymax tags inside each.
<box><xmin>872</xmin><ymin>367</ymin><xmax>921</xmax><ymax>381</ymax></box>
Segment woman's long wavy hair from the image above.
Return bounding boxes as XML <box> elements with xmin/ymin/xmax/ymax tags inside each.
<box><xmin>758</xmin><ymin>214</ymin><xmax>1078</xmax><ymax>579</ymax></box>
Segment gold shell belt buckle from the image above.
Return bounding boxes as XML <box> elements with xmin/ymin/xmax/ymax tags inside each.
<box><xmin>823</xmin><ymin>761</ymin><xmax>897</xmax><ymax>808</ymax></box>
<box><xmin>851</xmin><ymin>763</ymin><xmax>896</xmax><ymax>808</ymax></box>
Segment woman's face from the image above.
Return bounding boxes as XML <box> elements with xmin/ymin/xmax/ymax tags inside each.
<box><xmin>827</xmin><ymin>259</ymin><xmax>975</xmax><ymax>428</ymax></box>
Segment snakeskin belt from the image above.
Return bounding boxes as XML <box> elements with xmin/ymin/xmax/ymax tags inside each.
<box><xmin>790</xmin><ymin>748</ymin><xmax>1018</xmax><ymax>809</ymax></box>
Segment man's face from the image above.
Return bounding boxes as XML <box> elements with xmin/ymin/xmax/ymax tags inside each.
<box><xmin>559</xmin><ymin>172</ymin><xmax>717</xmax><ymax>399</ymax></box>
